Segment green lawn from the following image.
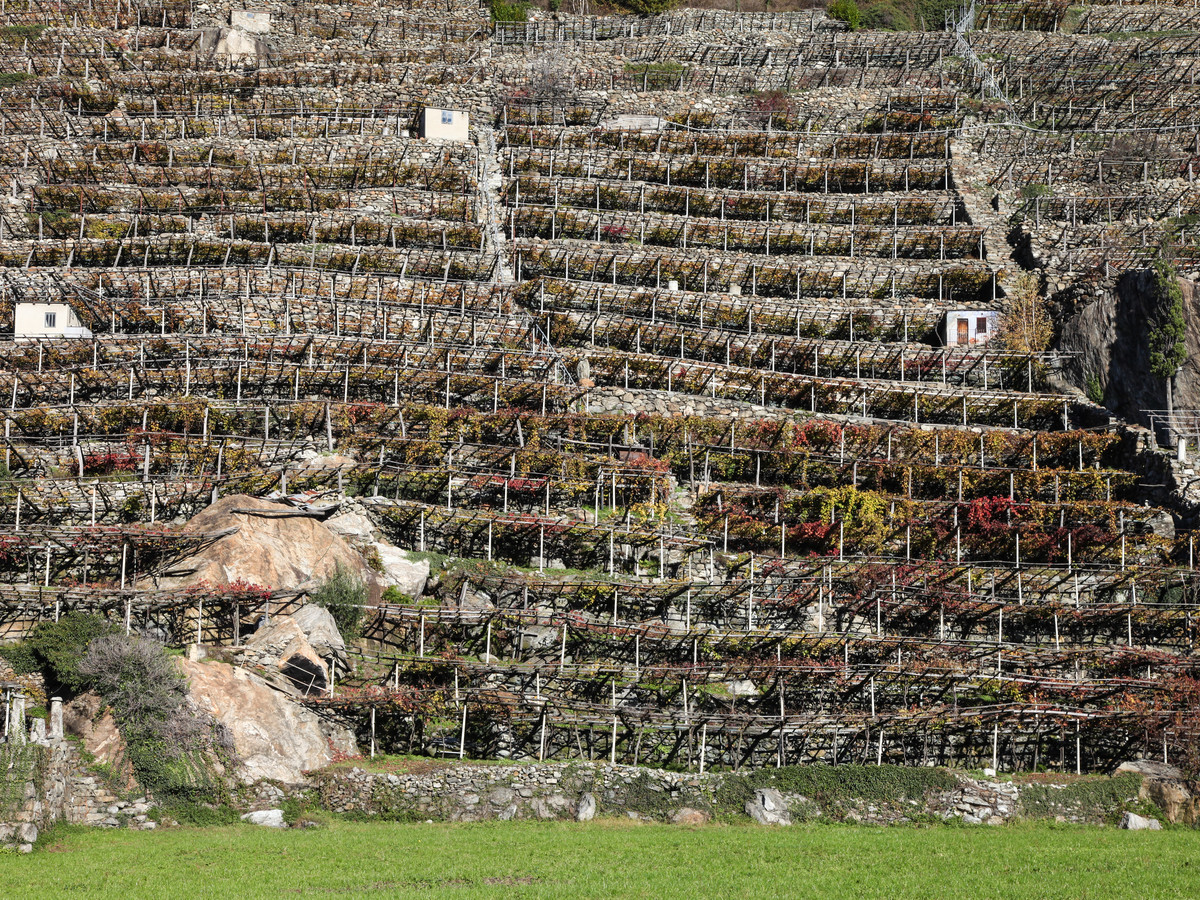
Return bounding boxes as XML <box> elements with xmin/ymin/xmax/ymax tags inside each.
<box><xmin>2</xmin><ymin>819</ymin><xmax>1197</xmax><ymax>899</ymax></box>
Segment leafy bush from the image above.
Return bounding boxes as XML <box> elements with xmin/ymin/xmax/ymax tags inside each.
<box><xmin>78</xmin><ymin>635</ymin><xmax>232</xmax><ymax>806</ymax></box>
<box><xmin>490</xmin><ymin>0</ymin><xmax>528</xmax><ymax>21</ymax></box>
<box><xmin>1085</xmin><ymin>372</ymin><xmax>1104</xmax><ymax>405</ymax></box>
<box><xmin>1</xmin><ymin>614</ymin><xmax>117</xmax><ymax>694</ymax></box>
<box><xmin>827</xmin><ymin>0</ymin><xmax>861</xmax><ymax>30</ymax></box>
<box><xmin>860</xmin><ymin>2</ymin><xmax>913</xmax><ymax>30</ymax></box>
<box><xmin>911</xmin><ymin>0</ymin><xmax>960</xmax><ymax>29</ymax></box>
<box><xmin>311</xmin><ymin>564</ymin><xmax>367</xmax><ymax>643</ymax></box>
<box><xmin>0</xmin><ymin>25</ymin><xmax>46</xmax><ymax>43</ymax></box>
<box><xmin>1017</xmin><ymin>773</ymin><xmax>1148</xmax><ymax>823</ymax></box>
<box><xmin>1148</xmin><ymin>257</ymin><xmax>1187</xmax><ymax>382</ymax></box>
<box><xmin>0</xmin><ymin>640</ymin><xmax>38</xmax><ymax>675</ymax></box>
<box><xmin>1000</xmin><ymin>270</ymin><xmax>1053</xmax><ymax>354</ymax></box>
<box><xmin>616</xmin><ymin>0</ymin><xmax>679</xmax><ymax>13</ymax></box>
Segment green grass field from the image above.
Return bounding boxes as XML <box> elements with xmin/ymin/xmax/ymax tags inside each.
<box><xmin>1</xmin><ymin>820</ymin><xmax>1197</xmax><ymax>899</ymax></box>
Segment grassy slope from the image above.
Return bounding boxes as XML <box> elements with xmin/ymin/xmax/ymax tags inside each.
<box><xmin>2</xmin><ymin>820</ymin><xmax>1199</xmax><ymax>899</ymax></box>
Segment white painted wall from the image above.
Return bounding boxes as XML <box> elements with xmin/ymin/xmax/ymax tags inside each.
<box><xmin>945</xmin><ymin>310</ymin><xmax>999</xmax><ymax>347</ymax></box>
<box><xmin>14</xmin><ymin>302</ymin><xmax>92</xmax><ymax>338</ymax></box>
<box><xmin>420</xmin><ymin>108</ymin><xmax>470</xmax><ymax>142</ymax></box>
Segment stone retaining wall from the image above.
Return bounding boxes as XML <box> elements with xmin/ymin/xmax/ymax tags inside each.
<box><xmin>246</xmin><ymin>759</ymin><xmax>1162</xmax><ymax>829</ymax></box>
<box><xmin>0</xmin><ymin>738</ymin><xmax>155</xmax><ymax>853</ymax></box>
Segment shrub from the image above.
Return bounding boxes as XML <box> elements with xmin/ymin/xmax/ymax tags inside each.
<box><xmin>1085</xmin><ymin>372</ymin><xmax>1104</xmax><ymax>405</ymax></box>
<box><xmin>78</xmin><ymin>634</ymin><xmax>232</xmax><ymax>806</ymax></box>
<box><xmin>861</xmin><ymin>1</ymin><xmax>913</xmax><ymax>30</ymax></box>
<box><xmin>490</xmin><ymin>0</ymin><xmax>528</xmax><ymax>21</ymax></box>
<box><xmin>311</xmin><ymin>564</ymin><xmax>367</xmax><ymax>643</ymax></box>
<box><xmin>2</xmin><ymin>614</ymin><xmax>117</xmax><ymax>694</ymax></box>
<box><xmin>827</xmin><ymin>0</ymin><xmax>861</xmax><ymax>30</ymax></box>
<box><xmin>1019</xmin><ymin>183</ymin><xmax>1052</xmax><ymax>199</ymax></box>
<box><xmin>1000</xmin><ymin>270</ymin><xmax>1052</xmax><ymax>354</ymax></box>
<box><xmin>1148</xmin><ymin>257</ymin><xmax>1187</xmax><ymax>382</ymax></box>
<box><xmin>617</xmin><ymin>0</ymin><xmax>679</xmax><ymax>14</ymax></box>
<box><xmin>151</xmin><ymin>803</ymin><xmax>242</xmax><ymax>827</ymax></box>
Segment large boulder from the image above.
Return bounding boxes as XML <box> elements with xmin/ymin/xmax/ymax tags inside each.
<box><xmin>1117</xmin><ymin>759</ymin><xmax>1197</xmax><ymax>824</ymax></box>
<box><xmin>179</xmin><ymin>658</ymin><xmax>356</xmax><ymax>784</ymax></box>
<box><xmin>62</xmin><ymin>693</ymin><xmax>135</xmax><ymax>789</ymax></box>
<box><xmin>745</xmin><ymin>788</ymin><xmax>792</xmax><ymax>826</ymax></box>
<box><xmin>1119</xmin><ymin>812</ymin><xmax>1163</xmax><ymax>831</ymax></box>
<box><xmin>194</xmin><ymin>27</ymin><xmax>271</xmax><ymax>64</ymax></box>
<box><xmin>376</xmin><ymin>545</ymin><xmax>429</xmax><ymax>598</ymax></box>
<box><xmin>237</xmin><ymin>617</ymin><xmax>329</xmax><ymax>697</ymax></box>
<box><xmin>290</xmin><ymin>604</ymin><xmax>348</xmax><ymax>674</ymax></box>
<box><xmin>325</xmin><ymin>511</ymin><xmax>378</xmax><ymax>544</ymax></box>
<box><xmin>241</xmin><ymin>809</ymin><xmax>286</xmax><ymax>828</ymax></box>
<box><xmin>158</xmin><ymin>494</ymin><xmax>374</xmax><ymax>592</ymax></box>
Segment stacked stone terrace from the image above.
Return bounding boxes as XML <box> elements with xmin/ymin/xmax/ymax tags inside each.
<box><xmin>0</xmin><ymin>0</ymin><xmax>1197</xmax><ymax>774</ymax></box>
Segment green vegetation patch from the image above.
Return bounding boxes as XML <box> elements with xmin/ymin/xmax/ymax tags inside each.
<box><xmin>1016</xmin><ymin>772</ymin><xmax>1148</xmax><ymax>823</ymax></box>
<box><xmin>622</xmin><ymin>61</ymin><xmax>686</xmax><ymax>75</ymax></box>
<box><xmin>490</xmin><ymin>0</ymin><xmax>529</xmax><ymax>21</ymax></box>
<box><xmin>831</xmin><ymin>0</ymin><xmax>960</xmax><ymax>30</ymax></box>
<box><xmin>311</xmin><ymin>563</ymin><xmax>368</xmax><ymax>643</ymax></box>
<box><xmin>0</xmin><ymin>743</ymin><xmax>45</xmax><ymax>820</ymax></box>
<box><xmin>0</xmin><ymin>25</ymin><xmax>46</xmax><ymax>44</ymax></box>
<box><xmin>0</xmin><ymin>613</ymin><xmax>118</xmax><ymax>694</ymax></box>
<box><xmin>715</xmin><ymin>764</ymin><xmax>957</xmax><ymax>816</ymax></box>
<box><xmin>6</xmin><ymin>820</ymin><xmax>1200</xmax><ymax>899</ymax></box>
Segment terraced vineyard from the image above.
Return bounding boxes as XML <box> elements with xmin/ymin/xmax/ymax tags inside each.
<box><xmin>1</xmin><ymin>0</ymin><xmax>1199</xmax><ymax>775</ymax></box>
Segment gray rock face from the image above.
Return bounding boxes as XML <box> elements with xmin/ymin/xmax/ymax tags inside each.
<box><xmin>290</xmin><ymin>604</ymin><xmax>349</xmax><ymax>674</ymax></box>
<box><xmin>745</xmin><ymin>788</ymin><xmax>791</xmax><ymax>826</ymax></box>
<box><xmin>160</xmin><ymin>494</ymin><xmax>375</xmax><ymax>593</ymax></box>
<box><xmin>241</xmin><ymin>809</ymin><xmax>287</xmax><ymax>828</ymax></box>
<box><xmin>179</xmin><ymin>658</ymin><xmax>357</xmax><ymax>784</ymax></box>
<box><xmin>1119</xmin><ymin>811</ymin><xmax>1163</xmax><ymax>831</ymax></box>
<box><xmin>576</xmin><ymin>792</ymin><xmax>596</xmax><ymax>821</ymax></box>
<box><xmin>239</xmin><ymin>616</ymin><xmax>329</xmax><ymax>696</ymax></box>
<box><xmin>326</xmin><ymin>512</ymin><xmax>378</xmax><ymax>543</ymax></box>
<box><xmin>377</xmin><ymin>545</ymin><xmax>430</xmax><ymax>598</ymax></box>
<box><xmin>725</xmin><ymin>680</ymin><xmax>758</xmax><ymax>698</ymax></box>
<box><xmin>1116</xmin><ymin>759</ymin><xmax>1184</xmax><ymax>780</ymax></box>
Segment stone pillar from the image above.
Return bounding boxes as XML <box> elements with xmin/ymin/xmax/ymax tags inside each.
<box><xmin>49</xmin><ymin>697</ymin><xmax>63</xmax><ymax>743</ymax></box>
<box><xmin>9</xmin><ymin>693</ymin><xmax>26</xmax><ymax>745</ymax></box>
<box><xmin>1178</xmin><ymin>438</ymin><xmax>1189</xmax><ymax>464</ymax></box>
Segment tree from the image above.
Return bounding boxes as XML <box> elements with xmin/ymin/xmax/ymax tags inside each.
<box><xmin>999</xmin><ymin>270</ymin><xmax>1052</xmax><ymax>354</ymax></box>
<box><xmin>827</xmin><ymin>0</ymin><xmax>861</xmax><ymax>30</ymax></box>
<box><xmin>312</xmin><ymin>563</ymin><xmax>368</xmax><ymax>643</ymax></box>
<box><xmin>1148</xmin><ymin>257</ymin><xmax>1188</xmax><ymax>447</ymax></box>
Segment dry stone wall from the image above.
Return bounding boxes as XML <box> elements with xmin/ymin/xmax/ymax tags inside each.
<box><xmin>245</xmin><ymin>759</ymin><xmax>1166</xmax><ymax>829</ymax></box>
<box><xmin>0</xmin><ymin>739</ymin><xmax>155</xmax><ymax>853</ymax></box>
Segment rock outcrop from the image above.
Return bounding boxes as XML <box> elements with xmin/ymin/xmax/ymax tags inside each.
<box><xmin>61</xmin><ymin>693</ymin><xmax>135</xmax><ymax>790</ymax></box>
<box><xmin>159</xmin><ymin>494</ymin><xmax>375</xmax><ymax>592</ymax></box>
<box><xmin>1117</xmin><ymin>759</ymin><xmax>1197</xmax><ymax>825</ymax></box>
<box><xmin>745</xmin><ymin>788</ymin><xmax>792</xmax><ymax>826</ymax></box>
<box><xmin>179</xmin><ymin>657</ymin><xmax>357</xmax><ymax>784</ymax></box>
<box><xmin>235</xmin><ymin>617</ymin><xmax>330</xmax><ymax>696</ymax></box>
<box><xmin>328</xmin><ymin>508</ymin><xmax>429</xmax><ymax>598</ymax></box>
<box><xmin>1061</xmin><ymin>270</ymin><xmax>1200</xmax><ymax>434</ymax></box>
<box><xmin>290</xmin><ymin>604</ymin><xmax>349</xmax><ymax>674</ymax></box>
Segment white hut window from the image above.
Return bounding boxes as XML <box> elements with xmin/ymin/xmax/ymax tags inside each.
<box><xmin>44</xmin><ymin>312</ymin><xmax>56</xmax><ymax>328</ymax></box>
